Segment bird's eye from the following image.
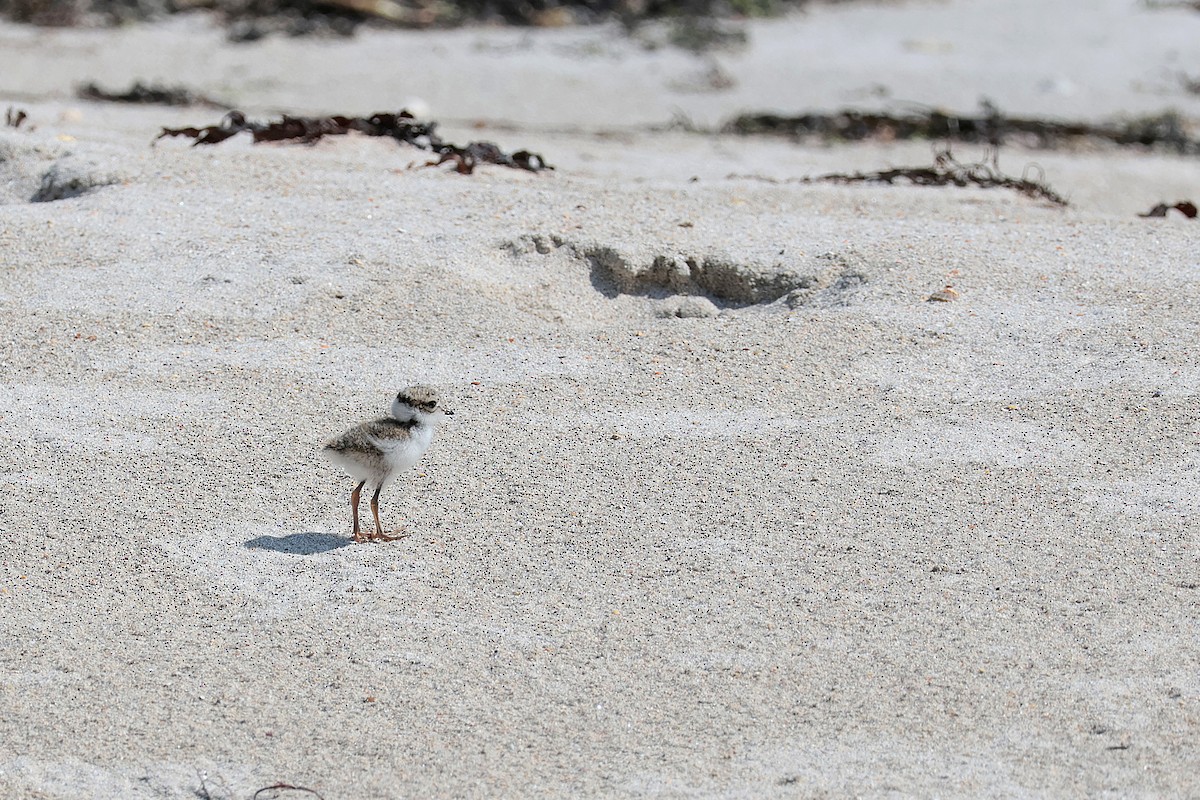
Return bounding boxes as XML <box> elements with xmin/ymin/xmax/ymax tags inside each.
<box><xmin>429</xmin><ymin>401</ymin><xmax>438</xmax><ymax>409</ymax></box>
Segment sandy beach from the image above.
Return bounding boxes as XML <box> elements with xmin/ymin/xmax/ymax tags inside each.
<box><xmin>2</xmin><ymin>0</ymin><xmax>1200</xmax><ymax>797</ymax></box>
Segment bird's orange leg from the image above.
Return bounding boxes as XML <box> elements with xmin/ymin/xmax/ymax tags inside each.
<box><xmin>350</xmin><ymin>480</ymin><xmax>367</xmax><ymax>543</ymax></box>
<box><xmin>369</xmin><ymin>483</ymin><xmax>405</xmax><ymax>542</ymax></box>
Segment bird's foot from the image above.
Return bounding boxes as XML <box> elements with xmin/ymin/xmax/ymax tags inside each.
<box><xmin>368</xmin><ymin>529</ymin><xmax>408</xmax><ymax>542</ymax></box>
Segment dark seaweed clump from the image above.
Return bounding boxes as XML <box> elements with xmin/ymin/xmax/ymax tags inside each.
<box><xmin>0</xmin><ymin>0</ymin><xmax>841</xmax><ymax>32</ymax></box>
<box><xmin>77</xmin><ymin>80</ymin><xmax>232</xmax><ymax>108</ymax></box>
<box><xmin>724</xmin><ymin>102</ymin><xmax>1200</xmax><ymax>154</ymax></box>
<box><xmin>156</xmin><ymin>109</ymin><xmax>553</xmax><ymax>174</ymax></box>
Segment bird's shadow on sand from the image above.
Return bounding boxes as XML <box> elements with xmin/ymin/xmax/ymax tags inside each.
<box><xmin>244</xmin><ymin>532</ymin><xmax>352</xmax><ymax>555</ymax></box>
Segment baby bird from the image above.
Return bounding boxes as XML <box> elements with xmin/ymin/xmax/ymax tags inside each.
<box><xmin>323</xmin><ymin>385</ymin><xmax>452</xmax><ymax>543</ymax></box>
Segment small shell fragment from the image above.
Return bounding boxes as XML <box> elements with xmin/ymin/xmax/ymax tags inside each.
<box><xmin>928</xmin><ymin>285</ymin><xmax>960</xmax><ymax>302</ymax></box>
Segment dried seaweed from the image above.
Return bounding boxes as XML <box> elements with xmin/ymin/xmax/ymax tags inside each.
<box><xmin>805</xmin><ymin>148</ymin><xmax>1068</xmax><ymax>206</ymax></box>
<box><xmin>0</xmin><ymin>0</ymin><xmax>821</xmax><ymax>33</ymax></box>
<box><xmin>4</xmin><ymin>107</ymin><xmax>28</xmax><ymax>128</ymax></box>
<box><xmin>1139</xmin><ymin>201</ymin><xmax>1198</xmax><ymax>218</ymax></box>
<box><xmin>727</xmin><ymin>147</ymin><xmax>1066</xmax><ymax>206</ymax></box>
<box><xmin>77</xmin><ymin>80</ymin><xmax>232</xmax><ymax>108</ymax></box>
<box><xmin>155</xmin><ymin>110</ymin><xmax>553</xmax><ymax>174</ymax></box>
<box><xmin>428</xmin><ymin>142</ymin><xmax>553</xmax><ymax>174</ymax></box>
<box><xmin>1142</xmin><ymin>0</ymin><xmax>1200</xmax><ymax>10</ymax></box>
<box><xmin>724</xmin><ymin>102</ymin><xmax>1199</xmax><ymax>154</ymax></box>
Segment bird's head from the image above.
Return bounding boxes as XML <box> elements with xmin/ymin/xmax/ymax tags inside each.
<box><xmin>391</xmin><ymin>385</ymin><xmax>453</xmax><ymax>424</ymax></box>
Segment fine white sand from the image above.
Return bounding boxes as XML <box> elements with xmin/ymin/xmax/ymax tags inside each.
<box><xmin>2</xmin><ymin>1</ymin><xmax>1200</xmax><ymax>797</ymax></box>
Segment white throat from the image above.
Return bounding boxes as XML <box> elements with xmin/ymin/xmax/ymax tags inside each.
<box><xmin>391</xmin><ymin>400</ymin><xmax>420</xmax><ymax>423</ymax></box>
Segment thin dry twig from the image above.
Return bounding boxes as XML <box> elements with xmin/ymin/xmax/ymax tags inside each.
<box><xmin>252</xmin><ymin>783</ymin><xmax>326</xmax><ymax>800</ymax></box>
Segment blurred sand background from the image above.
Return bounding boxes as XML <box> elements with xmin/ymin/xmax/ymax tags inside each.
<box><xmin>2</xmin><ymin>0</ymin><xmax>1200</xmax><ymax>797</ymax></box>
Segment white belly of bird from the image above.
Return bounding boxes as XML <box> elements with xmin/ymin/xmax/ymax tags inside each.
<box><xmin>371</xmin><ymin>425</ymin><xmax>434</xmax><ymax>483</ymax></box>
<box><xmin>324</xmin><ymin>449</ymin><xmax>378</xmax><ymax>484</ymax></box>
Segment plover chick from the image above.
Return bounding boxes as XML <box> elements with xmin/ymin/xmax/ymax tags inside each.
<box><xmin>323</xmin><ymin>385</ymin><xmax>452</xmax><ymax>543</ymax></box>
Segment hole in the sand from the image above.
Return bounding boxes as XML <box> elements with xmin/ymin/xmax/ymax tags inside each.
<box><xmin>504</xmin><ymin>233</ymin><xmax>873</xmax><ymax>309</ymax></box>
